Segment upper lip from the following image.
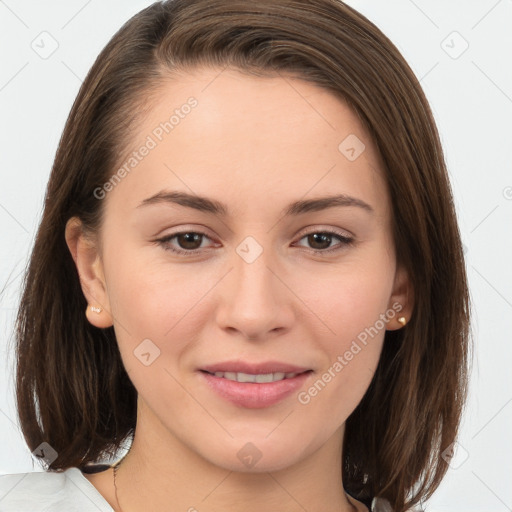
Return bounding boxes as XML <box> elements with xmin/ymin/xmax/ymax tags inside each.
<box><xmin>200</xmin><ymin>360</ymin><xmax>312</xmax><ymax>375</ymax></box>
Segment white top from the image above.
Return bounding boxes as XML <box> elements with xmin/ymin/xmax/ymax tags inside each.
<box><xmin>0</xmin><ymin>468</ymin><xmax>114</xmax><ymax>512</ymax></box>
<box><xmin>0</xmin><ymin>468</ymin><xmax>398</xmax><ymax>511</ymax></box>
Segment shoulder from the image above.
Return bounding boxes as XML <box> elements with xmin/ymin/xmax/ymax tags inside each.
<box><xmin>370</xmin><ymin>497</ymin><xmax>425</xmax><ymax>512</ymax></box>
<box><xmin>0</xmin><ymin>467</ymin><xmax>114</xmax><ymax>512</ymax></box>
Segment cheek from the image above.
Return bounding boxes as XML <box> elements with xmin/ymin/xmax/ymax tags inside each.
<box><xmin>294</xmin><ymin>253</ymin><xmax>394</xmax><ymax>414</ymax></box>
<box><xmin>103</xmin><ymin>238</ymin><xmax>221</xmax><ymax>362</ymax></box>
<box><xmin>298</xmin><ymin>252</ymin><xmax>394</xmax><ymax>347</ymax></box>
<box><xmin>297</xmin><ymin>292</ymin><xmax>386</xmax><ymax>427</ymax></box>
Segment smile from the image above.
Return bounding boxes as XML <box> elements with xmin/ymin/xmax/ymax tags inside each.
<box><xmin>204</xmin><ymin>371</ymin><xmax>301</xmax><ymax>383</ymax></box>
<box><xmin>199</xmin><ymin>369</ymin><xmax>313</xmax><ymax>408</ymax></box>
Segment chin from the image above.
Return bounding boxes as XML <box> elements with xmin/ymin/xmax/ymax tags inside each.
<box><xmin>196</xmin><ymin>434</ymin><xmax>313</xmax><ymax>474</ymax></box>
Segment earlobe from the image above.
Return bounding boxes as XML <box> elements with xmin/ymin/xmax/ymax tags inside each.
<box><xmin>85</xmin><ymin>303</ymin><xmax>113</xmax><ymax>329</ymax></box>
<box><xmin>64</xmin><ymin>217</ymin><xmax>113</xmax><ymax>329</ymax></box>
<box><xmin>386</xmin><ymin>264</ymin><xmax>414</xmax><ymax>331</ymax></box>
<box><xmin>397</xmin><ymin>316</ymin><xmax>407</xmax><ymax>327</ymax></box>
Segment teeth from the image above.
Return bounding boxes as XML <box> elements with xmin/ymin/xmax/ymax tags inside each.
<box><xmin>211</xmin><ymin>371</ymin><xmax>298</xmax><ymax>383</ymax></box>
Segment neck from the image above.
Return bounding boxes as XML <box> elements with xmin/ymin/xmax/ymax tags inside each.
<box><xmin>112</xmin><ymin>402</ymin><xmax>360</xmax><ymax>512</ymax></box>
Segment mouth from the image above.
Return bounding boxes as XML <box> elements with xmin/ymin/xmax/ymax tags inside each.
<box><xmin>199</xmin><ymin>360</ymin><xmax>312</xmax><ymax>376</ymax></box>
<box><xmin>200</xmin><ymin>369</ymin><xmax>311</xmax><ymax>383</ymax></box>
<box><xmin>197</xmin><ymin>362</ymin><xmax>314</xmax><ymax>408</ymax></box>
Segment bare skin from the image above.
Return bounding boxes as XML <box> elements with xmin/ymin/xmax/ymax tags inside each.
<box><xmin>67</xmin><ymin>66</ymin><xmax>412</xmax><ymax>512</ymax></box>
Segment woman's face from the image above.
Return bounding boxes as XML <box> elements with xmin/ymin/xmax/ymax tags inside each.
<box><xmin>72</xmin><ymin>67</ymin><xmax>410</xmax><ymax>472</ymax></box>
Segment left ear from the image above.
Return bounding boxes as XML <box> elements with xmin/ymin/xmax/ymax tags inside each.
<box><xmin>386</xmin><ymin>264</ymin><xmax>414</xmax><ymax>330</ymax></box>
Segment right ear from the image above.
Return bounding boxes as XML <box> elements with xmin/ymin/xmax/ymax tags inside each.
<box><xmin>64</xmin><ymin>217</ymin><xmax>113</xmax><ymax>329</ymax></box>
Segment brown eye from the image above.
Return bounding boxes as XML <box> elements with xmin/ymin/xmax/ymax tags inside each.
<box><xmin>176</xmin><ymin>232</ymin><xmax>203</xmax><ymax>250</ymax></box>
<box><xmin>295</xmin><ymin>230</ymin><xmax>354</xmax><ymax>254</ymax></box>
<box><xmin>157</xmin><ymin>231</ymin><xmax>216</xmax><ymax>255</ymax></box>
<box><xmin>307</xmin><ymin>233</ymin><xmax>333</xmax><ymax>250</ymax></box>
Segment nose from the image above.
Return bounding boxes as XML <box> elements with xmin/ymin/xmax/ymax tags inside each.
<box><xmin>214</xmin><ymin>247</ymin><xmax>295</xmax><ymax>341</ymax></box>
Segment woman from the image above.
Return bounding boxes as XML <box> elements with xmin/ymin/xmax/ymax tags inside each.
<box><xmin>0</xmin><ymin>1</ymin><xmax>470</xmax><ymax>511</ymax></box>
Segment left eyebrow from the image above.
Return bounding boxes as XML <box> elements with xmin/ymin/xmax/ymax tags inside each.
<box><xmin>136</xmin><ymin>190</ymin><xmax>374</xmax><ymax>216</ymax></box>
<box><xmin>283</xmin><ymin>194</ymin><xmax>374</xmax><ymax>216</ymax></box>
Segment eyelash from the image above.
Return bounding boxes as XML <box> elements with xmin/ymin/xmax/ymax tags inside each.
<box><xmin>156</xmin><ymin>229</ymin><xmax>354</xmax><ymax>256</ymax></box>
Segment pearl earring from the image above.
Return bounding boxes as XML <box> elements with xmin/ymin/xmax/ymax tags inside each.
<box><xmin>397</xmin><ymin>316</ymin><xmax>407</xmax><ymax>327</ymax></box>
<box><xmin>90</xmin><ymin>305</ymin><xmax>102</xmax><ymax>314</ymax></box>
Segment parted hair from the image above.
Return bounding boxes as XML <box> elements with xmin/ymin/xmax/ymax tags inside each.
<box><xmin>14</xmin><ymin>1</ymin><xmax>471</xmax><ymax>510</ymax></box>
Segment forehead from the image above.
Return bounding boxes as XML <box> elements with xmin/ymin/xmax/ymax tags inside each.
<box><xmin>105</xmin><ymin>66</ymin><xmax>389</xmax><ymax>220</ymax></box>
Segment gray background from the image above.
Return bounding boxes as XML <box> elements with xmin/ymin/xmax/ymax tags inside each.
<box><xmin>1</xmin><ymin>1</ymin><xmax>511</xmax><ymax>510</ymax></box>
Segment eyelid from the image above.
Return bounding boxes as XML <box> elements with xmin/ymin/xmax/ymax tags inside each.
<box><xmin>294</xmin><ymin>224</ymin><xmax>354</xmax><ymax>241</ymax></box>
<box><xmin>292</xmin><ymin>227</ymin><xmax>355</xmax><ymax>254</ymax></box>
<box><xmin>153</xmin><ymin>224</ymin><xmax>220</xmax><ymax>254</ymax></box>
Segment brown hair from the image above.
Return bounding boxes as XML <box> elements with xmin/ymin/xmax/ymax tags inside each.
<box><xmin>15</xmin><ymin>1</ymin><xmax>471</xmax><ymax>510</ymax></box>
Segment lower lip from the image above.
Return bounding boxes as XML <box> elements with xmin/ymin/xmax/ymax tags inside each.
<box><xmin>199</xmin><ymin>371</ymin><xmax>312</xmax><ymax>409</ymax></box>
